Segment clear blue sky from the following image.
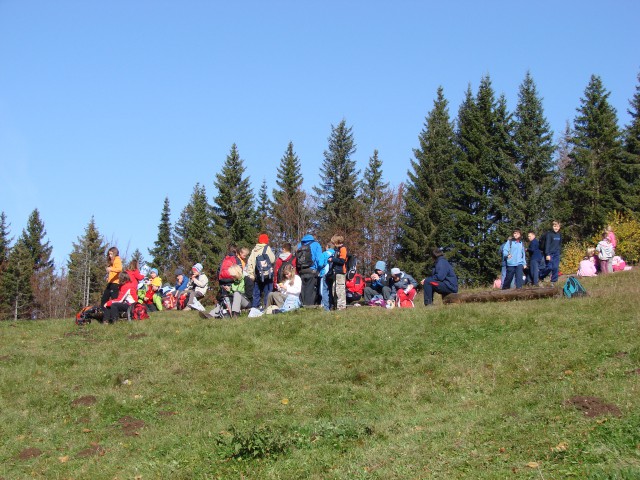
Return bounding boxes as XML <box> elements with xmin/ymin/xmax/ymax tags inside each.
<box><xmin>1</xmin><ymin>1</ymin><xmax>638</xmax><ymax>268</ymax></box>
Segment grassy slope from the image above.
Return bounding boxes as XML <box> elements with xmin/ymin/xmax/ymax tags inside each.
<box><xmin>1</xmin><ymin>270</ymin><xmax>639</xmax><ymax>479</ymax></box>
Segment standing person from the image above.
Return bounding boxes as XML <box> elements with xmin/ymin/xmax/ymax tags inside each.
<box><xmin>246</xmin><ymin>233</ymin><xmax>276</xmax><ymax>309</ymax></box>
<box><xmin>606</xmin><ymin>225</ymin><xmax>617</xmax><ymax>253</ymax></box>
<box><xmin>101</xmin><ymin>247</ymin><xmax>122</xmax><ymax>306</ymax></box>
<box><xmin>421</xmin><ymin>248</ymin><xmax>458</xmax><ymax>305</ymax></box>
<box><xmin>389</xmin><ymin>267</ymin><xmax>418</xmax><ymax>308</ymax></box>
<box><xmin>596</xmin><ymin>232</ymin><xmax>614</xmax><ymax>274</ymax></box>
<box><xmin>295</xmin><ymin>234</ymin><xmax>325</xmax><ymax>306</ymax></box>
<box><xmin>184</xmin><ymin>263</ymin><xmax>208</xmax><ymax>311</ymax></box>
<box><xmin>526</xmin><ymin>231</ymin><xmax>544</xmax><ymax>287</ymax></box>
<box><xmin>328</xmin><ymin>235</ymin><xmax>348</xmax><ymax>311</ymax></box>
<box><xmin>539</xmin><ymin>220</ymin><xmax>562</xmax><ymax>286</ymax></box>
<box><xmin>499</xmin><ymin>236</ymin><xmax>514</xmax><ymax>288</ymax></box>
<box><xmin>363</xmin><ymin>260</ymin><xmax>391</xmax><ymax>303</ymax></box>
<box><xmin>319</xmin><ymin>242</ymin><xmax>335</xmax><ymax>311</ymax></box>
<box><xmin>502</xmin><ymin>229</ymin><xmax>526</xmax><ymax>290</ymax></box>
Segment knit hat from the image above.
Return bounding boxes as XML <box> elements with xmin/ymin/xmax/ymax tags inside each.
<box><xmin>374</xmin><ymin>261</ymin><xmax>387</xmax><ymax>272</ymax></box>
<box><xmin>390</xmin><ymin>267</ymin><xmax>401</xmax><ymax>276</ymax></box>
<box><xmin>192</xmin><ymin>263</ymin><xmax>203</xmax><ymax>274</ymax></box>
<box><xmin>258</xmin><ymin>233</ymin><xmax>269</xmax><ymax>244</ymax></box>
<box><xmin>174</xmin><ymin>268</ymin><xmax>184</xmax><ymax>276</ymax></box>
<box><xmin>150</xmin><ymin>268</ymin><xmax>158</xmax><ymax>276</ymax></box>
<box><xmin>151</xmin><ymin>277</ymin><xmax>162</xmax><ymax>287</ymax></box>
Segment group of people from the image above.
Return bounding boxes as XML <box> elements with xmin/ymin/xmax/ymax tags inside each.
<box><xmin>577</xmin><ymin>225</ymin><xmax>629</xmax><ymax>277</ymax></box>
<box><xmin>497</xmin><ymin>220</ymin><xmax>563</xmax><ymax>290</ymax></box>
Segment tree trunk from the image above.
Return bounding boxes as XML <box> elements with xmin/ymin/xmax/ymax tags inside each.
<box><xmin>443</xmin><ymin>286</ymin><xmax>559</xmax><ymax>304</ymax></box>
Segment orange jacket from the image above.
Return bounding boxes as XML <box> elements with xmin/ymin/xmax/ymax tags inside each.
<box><xmin>107</xmin><ymin>256</ymin><xmax>123</xmax><ymax>284</ymax></box>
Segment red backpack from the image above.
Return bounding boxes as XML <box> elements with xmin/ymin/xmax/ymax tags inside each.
<box><xmin>219</xmin><ymin>255</ymin><xmax>240</xmax><ymax>283</ymax></box>
<box><xmin>346</xmin><ymin>273</ymin><xmax>365</xmax><ymax>295</ymax></box>
<box><xmin>131</xmin><ymin>303</ymin><xmax>149</xmax><ymax>320</ymax></box>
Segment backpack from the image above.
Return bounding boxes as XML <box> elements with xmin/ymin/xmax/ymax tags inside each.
<box><xmin>346</xmin><ymin>273</ymin><xmax>365</xmax><ymax>295</ymax></box>
<box><xmin>255</xmin><ymin>246</ymin><xmax>274</xmax><ymax>282</ymax></box>
<box><xmin>132</xmin><ymin>303</ymin><xmax>149</xmax><ymax>320</ymax></box>
<box><xmin>75</xmin><ymin>305</ymin><xmax>103</xmax><ymax>325</ymax></box>
<box><xmin>346</xmin><ymin>253</ymin><xmax>358</xmax><ymax>280</ymax></box>
<box><xmin>296</xmin><ymin>243</ymin><xmax>313</xmax><ymax>270</ymax></box>
<box><xmin>368</xmin><ymin>297</ymin><xmax>387</xmax><ymax>308</ymax></box>
<box><xmin>563</xmin><ymin>276</ymin><xmax>587</xmax><ymax>298</ymax></box>
<box><xmin>277</xmin><ymin>255</ymin><xmax>294</xmax><ymax>283</ymax></box>
<box><xmin>219</xmin><ymin>254</ymin><xmax>239</xmax><ymax>283</ymax></box>
<box><xmin>162</xmin><ymin>292</ymin><xmax>177</xmax><ymax>310</ymax></box>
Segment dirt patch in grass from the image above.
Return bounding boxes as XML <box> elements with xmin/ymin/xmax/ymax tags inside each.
<box><xmin>71</xmin><ymin>395</ymin><xmax>97</xmax><ymax>407</ymax></box>
<box><xmin>77</xmin><ymin>443</ymin><xmax>105</xmax><ymax>458</ymax></box>
<box><xmin>158</xmin><ymin>410</ymin><xmax>178</xmax><ymax>418</ymax></box>
<box><xmin>0</xmin><ymin>355</ymin><xmax>11</xmax><ymax>361</ymax></box>
<box><xmin>565</xmin><ymin>396</ymin><xmax>622</xmax><ymax>417</ymax></box>
<box><xmin>118</xmin><ymin>416</ymin><xmax>145</xmax><ymax>436</ymax></box>
<box><xmin>76</xmin><ymin>416</ymin><xmax>91</xmax><ymax>424</ymax></box>
<box><xmin>128</xmin><ymin>333</ymin><xmax>148</xmax><ymax>340</ymax></box>
<box><xmin>613</xmin><ymin>351</ymin><xmax>629</xmax><ymax>358</ymax></box>
<box><xmin>627</xmin><ymin>368</ymin><xmax>640</xmax><ymax>375</ymax></box>
<box><xmin>17</xmin><ymin>447</ymin><xmax>42</xmax><ymax>460</ymax></box>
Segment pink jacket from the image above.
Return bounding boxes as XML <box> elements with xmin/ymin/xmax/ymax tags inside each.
<box><xmin>577</xmin><ymin>259</ymin><xmax>597</xmax><ymax>277</ymax></box>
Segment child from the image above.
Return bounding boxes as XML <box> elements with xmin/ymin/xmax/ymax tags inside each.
<box><xmin>273</xmin><ymin>242</ymin><xmax>295</xmax><ymax>290</ymax></box>
<box><xmin>266</xmin><ymin>264</ymin><xmax>302</xmax><ymax>314</ymax></box>
<box><xmin>502</xmin><ymin>229</ymin><xmax>526</xmax><ymax>290</ymax></box>
<box><xmin>319</xmin><ymin>242</ymin><xmax>335</xmax><ymax>311</ymax></box>
<box><xmin>421</xmin><ymin>248</ymin><xmax>458</xmax><ymax>305</ymax></box>
<box><xmin>101</xmin><ymin>247</ymin><xmax>122</xmax><ymax>306</ymax></box>
<box><xmin>596</xmin><ymin>232</ymin><xmax>614</xmax><ymax>274</ymax></box>
<box><xmin>526</xmin><ymin>231</ymin><xmax>544</xmax><ymax>286</ymax></box>
<box><xmin>606</xmin><ymin>225</ymin><xmax>617</xmax><ymax>252</ymax></box>
<box><xmin>389</xmin><ymin>267</ymin><xmax>418</xmax><ymax>307</ymax></box>
<box><xmin>103</xmin><ymin>271</ymin><xmax>137</xmax><ymax>324</ymax></box>
<box><xmin>539</xmin><ymin>220</ymin><xmax>562</xmax><ymax>286</ymax></box>
<box><xmin>577</xmin><ymin>251</ymin><xmax>597</xmax><ymax>277</ymax></box>
<box><xmin>246</xmin><ymin>233</ymin><xmax>276</xmax><ymax>309</ymax></box>
<box><xmin>363</xmin><ymin>261</ymin><xmax>392</xmax><ymax>302</ymax></box>
<box><xmin>202</xmin><ymin>264</ymin><xmax>248</xmax><ymax>318</ymax></box>
<box><xmin>328</xmin><ymin>235</ymin><xmax>347</xmax><ymax>310</ymax></box>
<box><xmin>184</xmin><ymin>263</ymin><xmax>208</xmax><ymax>311</ymax></box>
<box><xmin>141</xmin><ymin>276</ymin><xmax>164</xmax><ymax>311</ymax></box>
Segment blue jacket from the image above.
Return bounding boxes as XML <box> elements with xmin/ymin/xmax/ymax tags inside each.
<box><xmin>502</xmin><ymin>240</ymin><xmax>526</xmax><ymax>267</ymax></box>
<box><xmin>527</xmin><ymin>238</ymin><xmax>543</xmax><ymax>262</ymax></box>
<box><xmin>430</xmin><ymin>256</ymin><xmax>458</xmax><ymax>292</ymax></box>
<box><xmin>297</xmin><ymin>234</ymin><xmax>325</xmax><ymax>273</ymax></box>
<box><xmin>542</xmin><ymin>231</ymin><xmax>562</xmax><ymax>256</ymax></box>
<box><xmin>390</xmin><ymin>272</ymin><xmax>418</xmax><ymax>297</ymax></box>
<box><xmin>174</xmin><ymin>275</ymin><xmax>189</xmax><ymax>293</ymax></box>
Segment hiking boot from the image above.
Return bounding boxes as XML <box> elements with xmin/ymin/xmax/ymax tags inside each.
<box><xmin>199</xmin><ymin>311</ymin><xmax>213</xmax><ymax>319</ymax></box>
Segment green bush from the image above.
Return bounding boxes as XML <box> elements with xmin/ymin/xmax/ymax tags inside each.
<box><xmin>560</xmin><ymin>240</ymin><xmax>589</xmax><ymax>275</ymax></box>
<box><xmin>592</xmin><ymin>211</ymin><xmax>640</xmax><ymax>265</ymax></box>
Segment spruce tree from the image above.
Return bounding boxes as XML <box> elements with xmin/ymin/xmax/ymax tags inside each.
<box><xmin>22</xmin><ymin>209</ymin><xmax>54</xmax><ymax>318</ymax></box>
<box><xmin>565</xmin><ymin>75</ymin><xmax>626</xmax><ymax>238</ymax></box>
<box><xmin>400</xmin><ymin>87</ymin><xmax>457</xmax><ymax>279</ymax></box>
<box><xmin>360</xmin><ymin>149</ymin><xmax>395</xmax><ymax>274</ymax></box>
<box><xmin>174</xmin><ymin>183</ymin><xmax>223</xmax><ymax>270</ymax></box>
<box><xmin>67</xmin><ymin>217</ymin><xmax>106</xmax><ymax>309</ymax></box>
<box><xmin>213</xmin><ymin>144</ymin><xmax>258</xmax><ymax>246</ymax></box>
<box><xmin>257</xmin><ymin>179</ymin><xmax>271</xmax><ymax>233</ymax></box>
<box><xmin>512</xmin><ymin>72</ymin><xmax>556</xmax><ymax>232</ymax></box>
<box><xmin>313</xmin><ymin>119</ymin><xmax>361</xmax><ymax>240</ymax></box>
<box><xmin>148</xmin><ymin>197</ymin><xmax>175</xmax><ymax>277</ymax></box>
<box><xmin>623</xmin><ymin>72</ymin><xmax>640</xmax><ymax>213</ymax></box>
<box><xmin>0</xmin><ymin>211</ymin><xmax>11</xmax><ymax>267</ymax></box>
<box><xmin>0</xmin><ymin>239</ymin><xmax>34</xmax><ymax>320</ymax></box>
<box><xmin>272</xmin><ymin>142</ymin><xmax>309</xmax><ymax>243</ymax></box>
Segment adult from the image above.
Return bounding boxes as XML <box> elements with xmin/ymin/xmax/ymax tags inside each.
<box><xmin>421</xmin><ymin>248</ymin><xmax>458</xmax><ymax>305</ymax></box>
<box><xmin>246</xmin><ymin>233</ymin><xmax>276</xmax><ymax>309</ymax></box>
<box><xmin>295</xmin><ymin>234</ymin><xmax>325</xmax><ymax>306</ymax></box>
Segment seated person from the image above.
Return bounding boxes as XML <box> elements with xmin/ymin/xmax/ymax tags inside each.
<box><xmin>346</xmin><ymin>273</ymin><xmax>365</xmax><ymax>304</ymax></box>
<box><xmin>201</xmin><ymin>264</ymin><xmax>247</xmax><ymax>318</ymax></box>
<box><xmin>577</xmin><ymin>253</ymin><xmax>597</xmax><ymax>277</ymax></box>
<box><xmin>266</xmin><ymin>264</ymin><xmax>301</xmax><ymax>314</ymax></box>
<box><xmin>103</xmin><ymin>271</ymin><xmax>138</xmax><ymax>324</ymax></box>
<box><xmin>389</xmin><ymin>267</ymin><xmax>418</xmax><ymax>308</ymax></box>
<box><xmin>184</xmin><ymin>263</ymin><xmax>208</xmax><ymax>311</ymax></box>
<box><xmin>140</xmin><ymin>276</ymin><xmax>164</xmax><ymax>311</ymax></box>
<box><xmin>363</xmin><ymin>260</ymin><xmax>391</xmax><ymax>302</ymax></box>
<box><xmin>421</xmin><ymin>248</ymin><xmax>458</xmax><ymax>306</ymax></box>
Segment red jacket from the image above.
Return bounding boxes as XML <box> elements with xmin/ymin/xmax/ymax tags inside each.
<box><xmin>105</xmin><ymin>270</ymin><xmax>142</xmax><ymax>307</ymax></box>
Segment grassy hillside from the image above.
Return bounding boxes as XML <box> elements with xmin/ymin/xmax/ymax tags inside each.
<box><xmin>1</xmin><ymin>270</ymin><xmax>639</xmax><ymax>479</ymax></box>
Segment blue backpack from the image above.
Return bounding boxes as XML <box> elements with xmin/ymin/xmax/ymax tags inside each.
<box><xmin>563</xmin><ymin>277</ymin><xmax>587</xmax><ymax>298</ymax></box>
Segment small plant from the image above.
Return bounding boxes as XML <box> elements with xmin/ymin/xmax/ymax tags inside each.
<box><xmin>215</xmin><ymin>425</ymin><xmax>301</xmax><ymax>459</ymax></box>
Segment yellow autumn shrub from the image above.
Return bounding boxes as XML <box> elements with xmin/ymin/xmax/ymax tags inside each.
<box><xmin>591</xmin><ymin>211</ymin><xmax>640</xmax><ymax>265</ymax></box>
<box><xmin>560</xmin><ymin>240</ymin><xmax>589</xmax><ymax>275</ymax></box>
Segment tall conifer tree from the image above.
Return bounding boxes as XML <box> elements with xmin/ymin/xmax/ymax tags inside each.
<box><xmin>213</xmin><ymin>144</ymin><xmax>257</xmax><ymax>246</ymax></box>
<box><xmin>148</xmin><ymin>197</ymin><xmax>175</xmax><ymax>277</ymax></box>
<box><xmin>313</xmin><ymin>119</ymin><xmax>361</xmax><ymax>240</ymax></box>
<box><xmin>272</xmin><ymin>142</ymin><xmax>309</xmax><ymax>243</ymax></box>
<box><xmin>67</xmin><ymin>217</ymin><xmax>106</xmax><ymax>309</ymax></box>
<box><xmin>565</xmin><ymin>75</ymin><xmax>626</xmax><ymax>238</ymax></box>
<box><xmin>623</xmin><ymin>72</ymin><xmax>640</xmax><ymax>213</ymax></box>
<box><xmin>400</xmin><ymin>87</ymin><xmax>456</xmax><ymax>278</ymax></box>
<box><xmin>0</xmin><ymin>239</ymin><xmax>34</xmax><ymax>319</ymax></box>
<box><xmin>512</xmin><ymin>72</ymin><xmax>556</xmax><ymax>231</ymax></box>
<box><xmin>257</xmin><ymin>179</ymin><xmax>271</xmax><ymax>234</ymax></box>
<box><xmin>22</xmin><ymin>209</ymin><xmax>54</xmax><ymax>318</ymax></box>
<box><xmin>0</xmin><ymin>212</ymin><xmax>11</xmax><ymax>267</ymax></box>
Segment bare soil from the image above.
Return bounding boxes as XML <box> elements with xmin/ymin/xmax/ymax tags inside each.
<box><xmin>71</xmin><ymin>395</ymin><xmax>97</xmax><ymax>407</ymax></box>
<box><xmin>17</xmin><ymin>448</ymin><xmax>42</xmax><ymax>460</ymax></box>
<box><xmin>118</xmin><ymin>416</ymin><xmax>145</xmax><ymax>436</ymax></box>
<box><xmin>565</xmin><ymin>396</ymin><xmax>622</xmax><ymax>417</ymax></box>
<box><xmin>76</xmin><ymin>443</ymin><xmax>105</xmax><ymax>458</ymax></box>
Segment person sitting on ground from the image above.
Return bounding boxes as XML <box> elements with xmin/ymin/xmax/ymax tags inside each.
<box><xmin>363</xmin><ymin>260</ymin><xmax>391</xmax><ymax>303</ymax></box>
<box><xmin>577</xmin><ymin>252</ymin><xmax>597</xmax><ymax>277</ymax></box>
<box><xmin>421</xmin><ymin>248</ymin><xmax>458</xmax><ymax>306</ymax></box>
<box><xmin>103</xmin><ymin>271</ymin><xmax>138</xmax><ymax>324</ymax></box>
<box><xmin>266</xmin><ymin>264</ymin><xmax>301</xmax><ymax>314</ymax></box>
<box><xmin>201</xmin><ymin>264</ymin><xmax>248</xmax><ymax>319</ymax></box>
<box><xmin>389</xmin><ymin>267</ymin><xmax>418</xmax><ymax>308</ymax></box>
<box><xmin>184</xmin><ymin>263</ymin><xmax>208</xmax><ymax>311</ymax></box>
<box><xmin>140</xmin><ymin>276</ymin><xmax>164</xmax><ymax>311</ymax></box>
<box><xmin>273</xmin><ymin>242</ymin><xmax>296</xmax><ymax>290</ymax></box>
<box><xmin>346</xmin><ymin>272</ymin><xmax>365</xmax><ymax>304</ymax></box>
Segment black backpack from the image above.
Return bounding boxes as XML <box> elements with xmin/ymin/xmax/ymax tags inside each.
<box><xmin>277</xmin><ymin>256</ymin><xmax>294</xmax><ymax>283</ymax></box>
<box><xmin>296</xmin><ymin>243</ymin><xmax>313</xmax><ymax>270</ymax></box>
<box><xmin>255</xmin><ymin>246</ymin><xmax>274</xmax><ymax>282</ymax></box>
<box><xmin>346</xmin><ymin>253</ymin><xmax>358</xmax><ymax>280</ymax></box>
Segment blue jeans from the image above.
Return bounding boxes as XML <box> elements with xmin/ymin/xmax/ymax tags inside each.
<box><xmin>528</xmin><ymin>258</ymin><xmax>544</xmax><ymax>286</ymax></box>
<box><xmin>252</xmin><ymin>278</ymin><xmax>273</xmax><ymax>308</ymax></box>
<box><xmin>423</xmin><ymin>278</ymin><xmax>456</xmax><ymax>305</ymax></box>
<box><xmin>503</xmin><ymin>265</ymin><xmax>524</xmax><ymax>289</ymax></box>
<box><xmin>320</xmin><ymin>276</ymin><xmax>331</xmax><ymax>311</ymax></box>
<box><xmin>540</xmin><ymin>253</ymin><xmax>560</xmax><ymax>283</ymax></box>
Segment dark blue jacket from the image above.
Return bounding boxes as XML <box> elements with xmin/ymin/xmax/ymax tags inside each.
<box><xmin>431</xmin><ymin>256</ymin><xmax>458</xmax><ymax>293</ymax></box>
<box><xmin>527</xmin><ymin>238</ymin><xmax>543</xmax><ymax>262</ymax></box>
<box><xmin>542</xmin><ymin>231</ymin><xmax>562</xmax><ymax>256</ymax></box>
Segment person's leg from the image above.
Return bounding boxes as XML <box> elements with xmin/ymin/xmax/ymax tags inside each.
<box><xmin>423</xmin><ymin>281</ymin><xmax>435</xmax><ymax>305</ymax></box>
<box><xmin>529</xmin><ymin>260</ymin><xmax>539</xmax><ymax>286</ymax></box>
<box><xmin>381</xmin><ymin>286</ymin><xmax>392</xmax><ymax>300</ymax></box>
<box><xmin>514</xmin><ymin>265</ymin><xmax>524</xmax><ymax>289</ymax></box>
<box><xmin>300</xmin><ymin>274</ymin><xmax>314</xmax><ymax>306</ymax></box>
<box><xmin>363</xmin><ymin>286</ymin><xmax>376</xmax><ymax>303</ymax></box>
<box><xmin>335</xmin><ymin>274</ymin><xmax>346</xmax><ymax>310</ymax></box>
<box><xmin>502</xmin><ymin>266</ymin><xmax>516</xmax><ymax>290</ymax></box>
<box><xmin>321</xmin><ymin>277</ymin><xmax>331</xmax><ymax>310</ymax></box>
<box><xmin>551</xmin><ymin>253</ymin><xmax>560</xmax><ymax>283</ymax></box>
<box><xmin>252</xmin><ymin>279</ymin><xmax>261</xmax><ymax>308</ymax></box>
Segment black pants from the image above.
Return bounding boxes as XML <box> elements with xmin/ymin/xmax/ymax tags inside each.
<box><xmin>300</xmin><ymin>271</ymin><xmax>319</xmax><ymax>306</ymax></box>
<box><xmin>104</xmin><ymin>302</ymin><xmax>129</xmax><ymax>323</ymax></box>
<box><xmin>101</xmin><ymin>283</ymin><xmax>119</xmax><ymax>305</ymax></box>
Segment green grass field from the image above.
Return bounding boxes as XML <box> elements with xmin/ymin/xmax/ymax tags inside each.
<box><xmin>1</xmin><ymin>270</ymin><xmax>639</xmax><ymax>479</ymax></box>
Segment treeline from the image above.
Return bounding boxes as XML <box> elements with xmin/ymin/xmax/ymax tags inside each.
<box><xmin>1</xmin><ymin>72</ymin><xmax>639</xmax><ymax>319</ymax></box>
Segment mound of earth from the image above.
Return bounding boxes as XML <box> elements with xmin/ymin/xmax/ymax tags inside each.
<box><xmin>565</xmin><ymin>396</ymin><xmax>621</xmax><ymax>417</ymax></box>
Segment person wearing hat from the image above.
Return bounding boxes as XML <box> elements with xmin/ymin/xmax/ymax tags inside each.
<box><xmin>363</xmin><ymin>260</ymin><xmax>391</xmax><ymax>303</ymax></box>
<box><xmin>173</xmin><ymin>268</ymin><xmax>189</xmax><ymax>295</ymax></box>
<box><xmin>183</xmin><ymin>263</ymin><xmax>208</xmax><ymax>311</ymax></box>
<box><xmin>389</xmin><ymin>267</ymin><xmax>418</xmax><ymax>308</ymax></box>
<box><xmin>246</xmin><ymin>233</ymin><xmax>276</xmax><ymax>309</ymax></box>
<box><xmin>420</xmin><ymin>248</ymin><xmax>458</xmax><ymax>306</ymax></box>
<box><xmin>141</xmin><ymin>276</ymin><xmax>164</xmax><ymax>311</ymax></box>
